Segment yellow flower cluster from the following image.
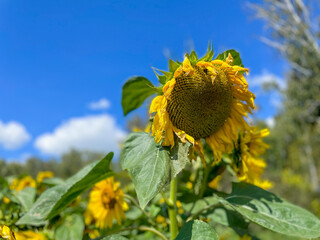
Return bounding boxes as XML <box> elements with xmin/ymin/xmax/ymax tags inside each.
<box><xmin>85</xmin><ymin>177</ymin><xmax>128</xmax><ymax>229</ymax></box>
<box><xmin>233</xmin><ymin>127</ymin><xmax>272</xmax><ymax>189</ymax></box>
<box><xmin>10</xmin><ymin>176</ymin><xmax>36</xmax><ymax>192</ymax></box>
<box><xmin>0</xmin><ymin>225</ymin><xmax>16</xmax><ymax>240</ymax></box>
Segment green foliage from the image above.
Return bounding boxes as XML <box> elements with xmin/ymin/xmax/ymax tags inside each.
<box><xmin>55</xmin><ymin>214</ymin><xmax>84</xmax><ymax>240</ymax></box>
<box><xmin>185</xmin><ymin>196</ymin><xmax>249</xmax><ymax>232</ymax></box>
<box><xmin>219</xmin><ymin>182</ymin><xmax>320</xmax><ymax>238</ymax></box>
<box><xmin>15</xmin><ymin>187</ymin><xmax>36</xmax><ymax>212</ymax></box>
<box><xmin>215</xmin><ymin>49</ymin><xmax>243</xmax><ymax>67</ymax></box>
<box><xmin>101</xmin><ymin>235</ymin><xmax>128</xmax><ymax>240</ymax></box>
<box><xmin>16</xmin><ymin>153</ymin><xmax>114</xmax><ymax>226</ymax></box>
<box><xmin>120</xmin><ymin>132</ymin><xmax>191</xmax><ymax>209</ymax></box>
<box><xmin>169</xmin><ymin>59</ymin><xmax>180</xmax><ymax>73</ymax></box>
<box><xmin>175</xmin><ymin>220</ymin><xmax>219</xmax><ymax>240</ymax></box>
<box><xmin>121</xmin><ymin>76</ymin><xmax>158</xmax><ymax>116</ymax></box>
<box><xmin>198</xmin><ymin>43</ymin><xmax>214</xmax><ymax>62</ymax></box>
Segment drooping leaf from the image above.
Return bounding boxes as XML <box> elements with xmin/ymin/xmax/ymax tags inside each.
<box><xmin>16</xmin><ymin>153</ymin><xmax>114</xmax><ymax>226</ymax></box>
<box><xmin>185</xmin><ymin>196</ymin><xmax>249</xmax><ymax>232</ymax></box>
<box><xmin>219</xmin><ymin>182</ymin><xmax>320</xmax><ymax>238</ymax></box>
<box><xmin>55</xmin><ymin>214</ymin><xmax>84</xmax><ymax>240</ymax></box>
<box><xmin>215</xmin><ymin>49</ymin><xmax>244</xmax><ymax>67</ymax></box>
<box><xmin>15</xmin><ymin>187</ymin><xmax>36</xmax><ymax>212</ymax></box>
<box><xmin>121</xmin><ymin>132</ymin><xmax>191</xmax><ymax>209</ymax></box>
<box><xmin>175</xmin><ymin>220</ymin><xmax>219</xmax><ymax>240</ymax></box>
<box><xmin>122</xmin><ymin>76</ymin><xmax>157</xmax><ymax>116</ymax></box>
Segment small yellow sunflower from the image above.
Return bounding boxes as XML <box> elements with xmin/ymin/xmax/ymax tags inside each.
<box><xmin>150</xmin><ymin>51</ymin><xmax>254</xmax><ymax>162</ymax></box>
<box><xmin>233</xmin><ymin>127</ymin><xmax>272</xmax><ymax>189</ymax></box>
<box><xmin>86</xmin><ymin>177</ymin><xmax>128</xmax><ymax>229</ymax></box>
<box><xmin>10</xmin><ymin>176</ymin><xmax>36</xmax><ymax>192</ymax></box>
<box><xmin>0</xmin><ymin>225</ymin><xmax>16</xmax><ymax>240</ymax></box>
<box><xmin>15</xmin><ymin>230</ymin><xmax>46</xmax><ymax>240</ymax></box>
<box><xmin>36</xmin><ymin>171</ymin><xmax>54</xmax><ymax>183</ymax></box>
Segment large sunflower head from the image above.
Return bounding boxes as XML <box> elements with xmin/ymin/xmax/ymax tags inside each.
<box><xmin>150</xmin><ymin>48</ymin><xmax>255</xmax><ymax>161</ymax></box>
<box><xmin>86</xmin><ymin>177</ymin><xmax>128</xmax><ymax>229</ymax></box>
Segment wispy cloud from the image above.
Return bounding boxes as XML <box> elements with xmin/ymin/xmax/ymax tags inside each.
<box><xmin>249</xmin><ymin>70</ymin><xmax>286</xmax><ymax>91</ymax></box>
<box><xmin>88</xmin><ymin>98</ymin><xmax>111</xmax><ymax>110</ymax></box>
<box><xmin>0</xmin><ymin>120</ymin><xmax>31</xmax><ymax>150</ymax></box>
<box><xmin>34</xmin><ymin>114</ymin><xmax>126</xmax><ymax>156</ymax></box>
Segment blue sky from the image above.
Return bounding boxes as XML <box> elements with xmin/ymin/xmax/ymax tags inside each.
<box><xmin>0</xmin><ymin>0</ymin><xmax>287</xmax><ymax>161</ymax></box>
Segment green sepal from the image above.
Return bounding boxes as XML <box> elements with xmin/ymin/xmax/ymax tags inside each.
<box><xmin>169</xmin><ymin>59</ymin><xmax>180</xmax><ymax>73</ymax></box>
<box><xmin>215</xmin><ymin>49</ymin><xmax>244</xmax><ymax>67</ymax></box>
<box><xmin>198</xmin><ymin>43</ymin><xmax>214</xmax><ymax>62</ymax></box>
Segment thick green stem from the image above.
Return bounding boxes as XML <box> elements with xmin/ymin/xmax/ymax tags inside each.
<box><xmin>168</xmin><ymin>177</ymin><xmax>178</xmax><ymax>240</ymax></box>
<box><xmin>198</xmin><ymin>164</ymin><xmax>211</xmax><ymax>198</ymax></box>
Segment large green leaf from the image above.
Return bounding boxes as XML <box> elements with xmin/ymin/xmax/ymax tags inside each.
<box><xmin>15</xmin><ymin>187</ymin><xmax>36</xmax><ymax>212</ymax></box>
<box><xmin>55</xmin><ymin>214</ymin><xmax>84</xmax><ymax>240</ymax></box>
<box><xmin>219</xmin><ymin>182</ymin><xmax>320</xmax><ymax>238</ymax></box>
<box><xmin>121</xmin><ymin>132</ymin><xmax>191</xmax><ymax>209</ymax></box>
<box><xmin>175</xmin><ymin>220</ymin><xmax>219</xmax><ymax>240</ymax></box>
<box><xmin>16</xmin><ymin>153</ymin><xmax>114</xmax><ymax>226</ymax></box>
<box><xmin>215</xmin><ymin>49</ymin><xmax>243</xmax><ymax>67</ymax></box>
<box><xmin>122</xmin><ymin>76</ymin><xmax>157</xmax><ymax>116</ymax></box>
<box><xmin>185</xmin><ymin>196</ymin><xmax>248</xmax><ymax>232</ymax></box>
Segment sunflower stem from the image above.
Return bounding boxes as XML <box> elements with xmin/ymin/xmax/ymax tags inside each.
<box><xmin>168</xmin><ymin>177</ymin><xmax>178</xmax><ymax>240</ymax></box>
<box><xmin>198</xmin><ymin>162</ymin><xmax>211</xmax><ymax>198</ymax></box>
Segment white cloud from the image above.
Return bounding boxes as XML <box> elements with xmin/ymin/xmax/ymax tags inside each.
<box><xmin>88</xmin><ymin>98</ymin><xmax>111</xmax><ymax>110</ymax></box>
<box><xmin>0</xmin><ymin>120</ymin><xmax>31</xmax><ymax>150</ymax></box>
<box><xmin>163</xmin><ymin>47</ymin><xmax>171</xmax><ymax>59</ymax></box>
<box><xmin>249</xmin><ymin>70</ymin><xmax>286</xmax><ymax>90</ymax></box>
<box><xmin>34</xmin><ymin>114</ymin><xmax>126</xmax><ymax>156</ymax></box>
<box><xmin>266</xmin><ymin>117</ymin><xmax>275</xmax><ymax>128</ymax></box>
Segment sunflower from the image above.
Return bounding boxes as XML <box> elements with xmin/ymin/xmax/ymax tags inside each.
<box><xmin>149</xmin><ymin>50</ymin><xmax>254</xmax><ymax>162</ymax></box>
<box><xmin>10</xmin><ymin>176</ymin><xmax>36</xmax><ymax>192</ymax></box>
<box><xmin>15</xmin><ymin>231</ymin><xmax>46</xmax><ymax>240</ymax></box>
<box><xmin>0</xmin><ymin>225</ymin><xmax>16</xmax><ymax>240</ymax></box>
<box><xmin>36</xmin><ymin>171</ymin><xmax>54</xmax><ymax>183</ymax></box>
<box><xmin>86</xmin><ymin>177</ymin><xmax>128</xmax><ymax>229</ymax></box>
<box><xmin>233</xmin><ymin>127</ymin><xmax>272</xmax><ymax>189</ymax></box>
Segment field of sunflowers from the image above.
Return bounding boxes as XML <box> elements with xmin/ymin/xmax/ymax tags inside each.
<box><xmin>1</xmin><ymin>47</ymin><xmax>320</xmax><ymax>240</ymax></box>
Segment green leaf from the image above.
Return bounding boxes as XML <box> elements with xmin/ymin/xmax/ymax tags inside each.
<box><xmin>15</xmin><ymin>187</ymin><xmax>36</xmax><ymax>212</ymax></box>
<box><xmin>55</xmin><ymin>214</ymin><xmax>84</xmax><ymax>240</ymax></box>
<box><xmin>121</xmin><ymin>132</ymin><xmax>191</xmax><ymax>209</ymax></box>
<box><xmin>101</xmin><ymin>235</ymin><xmax>128</xmax><ymax>240</ymax></box>
<box><xmin>215</xmin><ymin>49</ymin><xmax>244</xmax><ymax>67</ymax></box>
<box><xmin>169</xmin><ymin>59</ymin><xmax>180</xmax><ymax>73</ymax></box>
<box><xmin>42</xmin><ymin>177</ymin><xmax>65</xmax><ymax>186</ymax></box>
<box><xmin>16</xmin><ymin>153</ymin><xmax>114</xmax><ymax>226</ymax></box>
<box><xmin>219</xmin><ymin>182</ymin><xmax>320</xmax><ymax>238</ymax></box>
<box><xmin>175</xmin><ymin>220</ymin><xmax>219</xmax><ymax>240</ymax></box>
<box><xmin>185</xmin><ymin>196</ymin><xmax>248</xmax><ymax>231</ymax></box>
<box><xmin>122</xmin><ymin>76</ymin><xmax>157</xmax><ymax>116</ymax></box>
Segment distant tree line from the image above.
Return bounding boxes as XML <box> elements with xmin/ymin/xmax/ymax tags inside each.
<box><xmin>0</xmin><ymin>150</ymin><xmax>120</xmax><ymax>179</ymax></box>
